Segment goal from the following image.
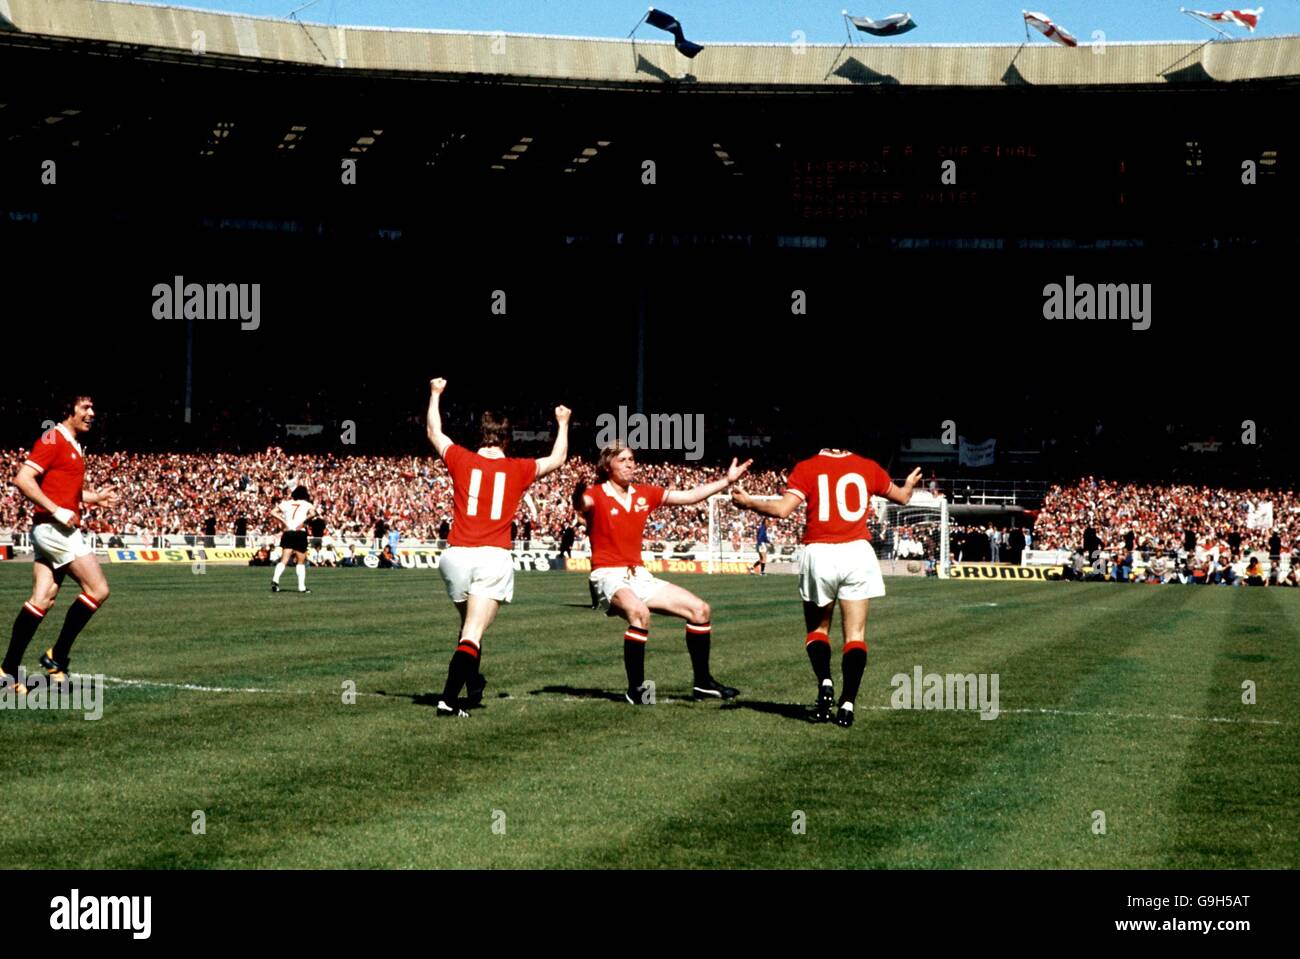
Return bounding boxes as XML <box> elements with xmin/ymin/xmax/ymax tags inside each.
<box><xmin>870</xmin><ymin>491</ymin><xmax>950</xmax><ymax>576</ymax></box>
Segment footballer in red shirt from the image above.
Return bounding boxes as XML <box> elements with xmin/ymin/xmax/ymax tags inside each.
<box><xmin>2</xmin><ymin>394</ymin><xmax>118</xmax><ymax>694</ymax></box>
<box><xmin>575</xmin><ymin>444</ymin><xmax>751</xmax><ymax>705</ymax></box>
<box><xmin>425</xmin><ymin>377</ymin><xmax>570</xmax><ymax>718</ymax></box>
<box><xmin>733</xmin><ymin>447</ymin><xmax>921</xmax><ymax>728</ymax></box>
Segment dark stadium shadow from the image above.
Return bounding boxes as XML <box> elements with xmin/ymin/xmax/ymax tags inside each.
<box><xmin>634</xmin><ymin>52</ymin><xmax>674</xmax><ymax>83</ymax></box>
<box><xmin>532</xmin><ymin>685</ymin><xmax>628</xmax><ymax>703</ymax></box>
<box><xmin>831</xmin><ymin>57</ymin><xmax>898</xmax><ymax>85</ymax></box>
<box><xmin>720</xmin><ymin>700</ymin><xmax>814</xmax><ymax>722</ymax></box>
<box><xmin>1159</xmin><ymin>38</ymin><xmax>1214</xmax><ymax>82</ymax></box>
<box><xmin>1161</xmin><ymin>61</ymin><xmax>1214</xmax><ymax>84</ymax></box>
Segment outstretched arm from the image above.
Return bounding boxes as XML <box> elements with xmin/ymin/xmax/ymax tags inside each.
<box><xmin>426</xmin><ymin>378</ymin><xmax>453</xmax><ymax>460</ymax></box>
<box><xmin>732</xmin><ymin>488</ymin><xmax>803</xmax><ymax>519</ymax></box>
<box><xmin>883</xmin><ymin>467</ymin><xmax>924</xmax><ymax>506</ymax></box>
<box><xmin>82</xmin><ymin>484</ymin><xmax>119</xmax><ymax>509</ymax></box>
<box><xmin>534</xmin><ymin>405</ymin><xmax>571</xmax><ymax>478</ymax></box>
<box><xmin>662</xmin><ymin>458</ymin><xmax>752</xmax><ymax>507</ymax></box>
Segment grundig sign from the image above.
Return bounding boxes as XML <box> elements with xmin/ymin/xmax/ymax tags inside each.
<box><xmin>947</xmin><ymin>563</ymin><xmax>1063</xmax><ymax>581</ymax></box>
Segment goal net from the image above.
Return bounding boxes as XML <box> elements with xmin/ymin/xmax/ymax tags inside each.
<box><xmin>870</xmin><ymin>491</ymin><xmax>950</xmax><ymax>577</ymax></box>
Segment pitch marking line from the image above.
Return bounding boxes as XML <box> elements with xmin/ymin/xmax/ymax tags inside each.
<box><xmin>85</xmin><ymin>675</ymin><xmax>1283</xmax><ymax>725</ymax></box>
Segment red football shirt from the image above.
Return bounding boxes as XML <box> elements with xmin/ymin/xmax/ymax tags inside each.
<box><xmin>583</xmin><ymin>482</ymin><xmax>666</xmax><ymax>570</ymax></box>
<box><xmin>24</xmin><ymin>425</ymin><xmax>87</xmax><ymax>526</ymax></box>
<box><xmin>785</xmin><ymin>451</ymin><xmax>892</xmax><ymax>545</ymax></box>
<box><xmin>444</xmin><ymin>445</ymin><xmax>537</xmax><ymax>549</ymax></box>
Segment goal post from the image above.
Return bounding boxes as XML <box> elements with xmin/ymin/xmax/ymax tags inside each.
<box><xmin>706</xmin><ymin>493</ymin><xmax>782</xmax><ymax>574</ymax></box>
<box><xmin>870</xmin><ymin>490</ymin><xmax>950</xmax><ymax>578</ymax></box>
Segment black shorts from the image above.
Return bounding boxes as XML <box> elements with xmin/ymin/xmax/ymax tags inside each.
<box><xmin>280</xmin><ymin>530</ymin><xmax>309</xmax><ymax>553</ymax></box>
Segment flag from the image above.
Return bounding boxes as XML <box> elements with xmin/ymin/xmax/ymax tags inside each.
<box><xmin>645</xmin><ymin>8</ymin><xmax>704</xmax><ymax>58</ymax></box>
<box><xmin>849</xmin><ymin>13</ymin><xmax>918</xmax><ymax>36</ymax></box>
<box><xmin>1023</xmin><ymin>11</ymin><xmax>1078</xmax><ymax>47</ymax></box>
<box><xmin>1247</xmin><ymin>502</ymin><xmax>1274</xmax><ymax>530</ymax></box>
<box><xmin>957</xmin><ymin>437</ymin><xmax>996</xmax><ymax>468</ymax></box>
<box><xmin>1186</xmin><ymin>8</ymin><xmax>1264</xmax><ymax>31</ymax></box>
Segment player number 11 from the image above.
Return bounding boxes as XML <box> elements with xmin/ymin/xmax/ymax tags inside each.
<box><xmin>467</xmin><ymin>469</ymin><xmax>507</xmax><ymax>520</ymax></box>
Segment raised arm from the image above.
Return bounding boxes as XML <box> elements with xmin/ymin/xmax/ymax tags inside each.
<box><xmin>534</xmin><ymin>405</ymin><xmax>571</xmax><ymax>478</ymax></box>
<box><xmin>425</xmin><ymin>378</ymin><xmax>453</xmax><ymax>460</ymax></box>
<box><xmin>883</xmin><ymin>467</ymin><xmax>924</xmax><ymax>506</ymax></box>
<box><xmin>662</xmin><ymin>458</ymin><xmax>752</xmax><ymax>507</ymax></box>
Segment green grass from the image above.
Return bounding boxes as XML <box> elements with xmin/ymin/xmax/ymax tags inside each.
<box><xmin>1</xmin><ymin>564</ymin><xmax>1297</xmax><ymax>869</ymax></box>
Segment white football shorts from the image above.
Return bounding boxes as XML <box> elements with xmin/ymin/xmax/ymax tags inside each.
<box><xmin>590</xmin><ymin>565</ymin><xmax>668</xmax><ymax>612</ymax></box>
<box><xmin>438</xmin><ymin>546</ymin><xmax>516</xmax><ymax>604</ymax></box>
<box><xmin>798</xmin><ymin>540</ymin><xmax>886</xmax><ymax>606</ymax></box>
<box><xmin>31</xmin><ymin>521</ymin><xmax>93</xmax><ymax>570</ymax></box>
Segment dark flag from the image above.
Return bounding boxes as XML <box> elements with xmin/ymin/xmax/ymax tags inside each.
<box><xmin>646</xmin><ymin>8</ymin><xmax>704</xmax><ymax>58</ymax></box>
<box><xmin>848</xmin><ymin>13</ymin><xmax>918</xmax><ymax>37</ymax></box>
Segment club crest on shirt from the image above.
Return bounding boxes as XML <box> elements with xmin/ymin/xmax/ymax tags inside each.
<box><xmin>634</xmin><ymin>497</ymin><xmax>649</xmax><ymax>512</ymax></box>
<box><xmin>610</xmin><ymin>508</ymin><xmax>619</xmax><ymax>515</ymax></box>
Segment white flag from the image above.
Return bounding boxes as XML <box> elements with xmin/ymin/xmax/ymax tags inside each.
<box><xmin>1247</xmin><ymin>502</ymin><xmax>1274</xmax><ymax>530</ymax></box>
<box><xmin>958</xmin><ymin>437</ymin><xmax>996</xmax><ymax>468</ymax></box>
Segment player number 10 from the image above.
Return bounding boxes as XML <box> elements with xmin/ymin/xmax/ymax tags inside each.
<box><xmin>817</xmin><ymin>473</ymin><xmax>868</xmax><ymax>522</ymax></box>
<box><xmin>467</xmin><ymin>469</ymin><xmax>507</xmax><ymax>520</ymax></box>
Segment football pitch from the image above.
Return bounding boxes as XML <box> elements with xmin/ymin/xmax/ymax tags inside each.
<box><xmin>1</xmin><ymin>565</ymin><xmax>1296</xmax><ymax>869</ymax></box>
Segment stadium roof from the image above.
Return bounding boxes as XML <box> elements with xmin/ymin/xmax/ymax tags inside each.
<box><xmin>4</xmin><ymin>0</ymin><xmax>1300</xmax><ymax>88</ymax></box>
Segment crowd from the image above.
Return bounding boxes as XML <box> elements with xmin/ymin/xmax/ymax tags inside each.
<box><xmin>1033</xmin><ymin>478</ymin><xmax>1298</xmax><ymax>558</ymax></box>
<box><xmin>0</xmin><ymin>447</ymin><xmax>800</xmax><ymax>550</ymax></box>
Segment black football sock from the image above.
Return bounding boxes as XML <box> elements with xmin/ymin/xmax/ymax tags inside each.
<box><xmin>50</xmin><ymin>593</ymin><xmax>101</xmax><ymax>665</ymax></box>
<box><xmin>623</xmin><ymin>626</ymin><xmax>648</xmax><ymax>692</ymax></box>
<box><xmin>3</xmin><ymin>602</ymin><xmax>47</xmax><ymax>677</ymax></box>
<box><xmin>805</xmin><ymin>633</ymin><xmax>832</xmax><ymax>684</ymax></box>
<box><xmin>685</xmin><ymin>622</ymin><xmax>712</xmax><ymax>685</ymax></box>
<box><xmin>841</xmin><ymin>642</ymin><xmax>868</xmax><ymax>705</ymax></box>
<box><xmin>589</xmin><ymin>581</ymin><xmax>601</xmax><ymax>608</ymax></box>
<box><xmin>441</xmin><ymin>643</ymin><xmax>479</xmax><ymax>703</ymax></box>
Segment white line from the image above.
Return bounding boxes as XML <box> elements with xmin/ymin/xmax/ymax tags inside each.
<box><xmin>85</xmin><ymin>675</ymin><xmax>1285</xmax><ymax>725</ymax></box>
<box><xmin>853</xmin><ymin>703</ymin><xmax>1284</xmax><ymax>726</ymax></box>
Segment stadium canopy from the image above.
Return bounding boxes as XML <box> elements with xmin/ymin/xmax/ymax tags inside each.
<box><xmin>3</xmin><ymin>0</ymin><xmax>1300</xmax><ymax>88</ymax></box>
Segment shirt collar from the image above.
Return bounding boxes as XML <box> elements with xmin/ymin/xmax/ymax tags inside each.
<box><xmin>56</xmin><ymin>423</ymin><xmax>83</xmax><ymax>454</ymax></box>
<box><xmin>477</xmin><ymin>447</ymin><xmax>506</xmax><ymax>459</ymax></box>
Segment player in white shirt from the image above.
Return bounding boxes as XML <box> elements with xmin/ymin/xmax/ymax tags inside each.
<box><xmin>270</xmin><ymin>485</ymin><xmax>315</xmax><ymax>594</ymax></box>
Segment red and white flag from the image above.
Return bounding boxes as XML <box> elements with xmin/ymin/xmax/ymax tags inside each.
<box><xmin>1186</xmin><ymin>8</ymin><xmax>1264</xmax><ymax>31</ymax></box>
<box><xmin>1023</xmin><ymin>11</ymin><xmax>1078</xmax><ymax>47</ymax></box>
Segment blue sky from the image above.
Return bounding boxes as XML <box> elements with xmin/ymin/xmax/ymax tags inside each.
<box><xmin>149</xmin><ymin>1</ymin><xmax>1299</xmax><ymax>45</ymax></box>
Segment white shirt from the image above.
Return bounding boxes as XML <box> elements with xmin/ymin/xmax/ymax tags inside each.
<box><xmin>279</xmin><ymin>499</ymin><xmax>312</xmax><ymax>531</ymax></box>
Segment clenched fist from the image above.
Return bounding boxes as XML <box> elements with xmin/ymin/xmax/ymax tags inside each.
<box><xmin>555</xmin><ymin>405</ymin><xmax>571</xmax><ymax>425</ymax></box>
<box><xmin>430</xmin><ymin>378</ymin><xmax>447</xmax><ymax>394</ymax></box>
